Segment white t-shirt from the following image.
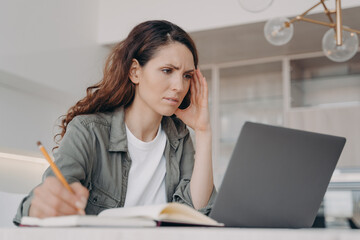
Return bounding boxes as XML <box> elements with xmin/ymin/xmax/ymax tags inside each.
<box><xmin>123</xmin><ymin>124</ymin><xmax>167</xmax><ymax>207</ymax></box>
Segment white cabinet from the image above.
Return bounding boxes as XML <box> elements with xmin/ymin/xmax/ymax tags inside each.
<box><xmin>286</xmin><ymin>54</ymin><xmax>360</xmax><ymax>168</ymax></box>
<box><xmin>202</xmin><ymin>52</ymin><xmax>360</xmax><ymax>187</ymax></box>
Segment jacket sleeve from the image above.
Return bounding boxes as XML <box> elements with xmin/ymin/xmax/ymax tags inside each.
<box><xmin>13</xmin><ymin>117</ymin><xmax>93</xmax><ymax>225</ymax></box>
<box><xmin>172</xmin><ymin>132</ymin><xmax>217</xmax><ymax>216</ymax></box>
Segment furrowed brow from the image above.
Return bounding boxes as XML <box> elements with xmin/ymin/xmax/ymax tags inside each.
<box><xmin>165</xmin><ymin>64</ymin><xmax>194</xmax><ymax>73</ymax></box>
<box><xmin>165</xmin><ymin>64</ymin><xmax>180</xmax><ymax>70</ymax></box>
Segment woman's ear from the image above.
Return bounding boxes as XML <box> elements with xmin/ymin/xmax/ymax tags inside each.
<box><xmin>129</xmin><ymin>59</ymin><xmax>141</xmax><ymax>85</ymax></box>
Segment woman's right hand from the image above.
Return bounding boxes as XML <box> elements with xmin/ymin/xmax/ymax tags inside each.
<box><xmin>29</xmin><ymin>176</ymin><xmax>89</xmax><ymax>218</ymax></box>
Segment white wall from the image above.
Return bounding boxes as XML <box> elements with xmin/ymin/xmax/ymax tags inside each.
<box><xmin>97</xmin><ymin>0</ymin><xmax>360</xmax><ymax>44</ymax></box>
<box><xmin>0</xmin><ymin>157</ymin><xmax>48</xmax><ymax>194</ymax></box>
<box><xmin>0</xmin><ymin>74</ymin><xmax>68</xmax><ymax>152</ymax></box>
<box><xmin>0</xmin><ymin>0</ymin><xmax>110</xmax><ymax>97</ymax></box>
<box><xmin>0</xmin><ymin>0</ymin><xmax>110</xmax><ymax>154</ymax></box>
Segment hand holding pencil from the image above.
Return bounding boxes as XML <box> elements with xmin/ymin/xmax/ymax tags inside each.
<box><xmin>29</xmin><ymin>142</ymin><xmax>89</xmax><ymax>218</ymax></box>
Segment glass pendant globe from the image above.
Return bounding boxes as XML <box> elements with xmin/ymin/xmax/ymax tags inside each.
<box><xmin>238</xmin><ymin>0</ymin><xmax>273</xmax><ymax>13</ymax></box>
<box><xmin>322</xmin><ymin>27</ymin><xmax>359</xmax><ymax>62</ymax></box>
<box><xmin>264</xmin><ymin>17</ymin><xmax>294</xmax><ymax>46</ymax></box>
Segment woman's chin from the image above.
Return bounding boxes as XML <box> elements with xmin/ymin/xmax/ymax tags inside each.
<box><xmin>162</xmin><ymin>111</ymin><xmax>176</xmax><ymax>117</ymax></box>
<box><xmin>159</xmin><ymin>107</ymin><xmax>178</xmax><ymax>117</ymax></box>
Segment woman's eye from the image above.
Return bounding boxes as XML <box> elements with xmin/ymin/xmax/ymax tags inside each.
<box><xmin>184</xmin><ymin>74</ymin><xmax>193</xmax><ymax>80</ymax></box>
<box><xmin>162</xmin><ymin>68</ymin><xmax>172</xmax><ymax>74</ymax></box>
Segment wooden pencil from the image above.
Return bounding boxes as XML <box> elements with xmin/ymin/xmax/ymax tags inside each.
<box><xmin>36</xmin><ymin>141</ymin><xmax>74</xmax><ymax>194</ymax></box>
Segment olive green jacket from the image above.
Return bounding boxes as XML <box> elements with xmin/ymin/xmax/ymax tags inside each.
<box><xmin>13</xmin><ymin>107</ymin><xmax>216</xmax><ymax>225</ymax></box>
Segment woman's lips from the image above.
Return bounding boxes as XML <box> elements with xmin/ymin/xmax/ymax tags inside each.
<box><xmin>163</xmin><ymin>97</ymin><xmax>179</xmax><ymax>105</ymax></box>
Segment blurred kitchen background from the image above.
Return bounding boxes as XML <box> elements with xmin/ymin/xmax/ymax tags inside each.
<box><xmin>0</xmin><ymin>0</ymin><xmax>359</xmax><ymax>228</ymax></box>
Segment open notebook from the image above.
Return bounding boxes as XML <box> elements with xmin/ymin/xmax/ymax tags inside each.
<box><xmin>20</xmin><ymin>202</ymin><xmax>224</xmax><ymax>227</ymax></box>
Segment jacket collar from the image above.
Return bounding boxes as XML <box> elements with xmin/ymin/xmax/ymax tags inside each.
<box><xmin>108</xmin><ymin>107</ymin><xmax>127</xmax><ymax>152</ymax></box>
<box><xmin>108</xmin><ymin>107</ymin><xmax>188</xmax><ymax>152</ymax></box>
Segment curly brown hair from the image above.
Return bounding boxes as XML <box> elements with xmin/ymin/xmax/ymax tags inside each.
<box><xmin>54</xmin><ymin>20</ymin><xmax>198</xmax><ymax>148</ymax></box>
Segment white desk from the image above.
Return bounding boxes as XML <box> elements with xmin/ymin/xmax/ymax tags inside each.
<box><xmin>0</xmin><ymin>227</ymin><xmax>359</xmax><ymax>240</ymax></box>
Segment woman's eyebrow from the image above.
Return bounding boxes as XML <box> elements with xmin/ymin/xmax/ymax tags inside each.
<box><xmin>165</xmin><ymin>64</ymin><xmax>194</xmax><ymax>73</ymax></box>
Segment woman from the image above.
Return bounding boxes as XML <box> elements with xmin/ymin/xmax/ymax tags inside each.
<box><xmin>14</xmin><ymin>20</ymin><xmax>216</xmax><ymax>224</ymax></box>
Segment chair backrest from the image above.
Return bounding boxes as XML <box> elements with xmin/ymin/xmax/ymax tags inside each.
<box><xmin>0</xmin><ymin>191</ymin><xmax>26</xmax><ymax>227</ymax></box>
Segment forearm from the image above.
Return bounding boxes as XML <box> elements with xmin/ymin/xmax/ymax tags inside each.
<box><xmin>190</xmin><ymin>129</ymin><xmax>214</xmax><ymax>210</ymax></box>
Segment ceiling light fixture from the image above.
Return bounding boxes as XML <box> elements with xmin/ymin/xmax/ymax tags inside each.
<box><xmin>264</xmin><ymin>0</ymin><xmax>360</xmax><ymax>62</ymax></box>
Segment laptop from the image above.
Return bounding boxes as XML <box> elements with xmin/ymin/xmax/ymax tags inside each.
<box><xmin>210</xmin><ymin>122</ymin><xmax>346</xmax><ymax>228</ymax></box>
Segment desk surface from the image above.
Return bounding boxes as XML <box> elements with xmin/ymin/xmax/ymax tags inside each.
<box><xmin>1</xmin><ymin>227</ymin><xmax>359</xmax><ymax>240</ymax></box>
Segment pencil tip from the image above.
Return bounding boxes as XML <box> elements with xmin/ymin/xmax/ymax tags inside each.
<box><xmin>37</xmin><ymin>141</ymin><xmax>42</xmax><ymax>146</ymax></box>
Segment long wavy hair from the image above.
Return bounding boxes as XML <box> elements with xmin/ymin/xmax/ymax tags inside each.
<box><xmin>54</xmin><ymin>20</ymin><xmax>198</xmax><ymax>148</ymax></box>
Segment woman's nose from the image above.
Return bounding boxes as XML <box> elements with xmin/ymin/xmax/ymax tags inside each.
<box><xmin>171</xmin><ymin>75</ymin><xmax>185</xmax><ymax>92</ymax></box>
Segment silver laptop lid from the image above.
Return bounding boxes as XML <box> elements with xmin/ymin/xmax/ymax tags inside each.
<box><xmin>210</xmin><ymin>122</ymin><xmax>346</xmax><ymax>228</ymax></box>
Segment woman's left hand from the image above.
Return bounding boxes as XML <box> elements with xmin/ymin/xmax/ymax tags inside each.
<box><xmin>175</xmin><ymin>69</ymin><xmax>211</xmax><ymax>132</ymax></box>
